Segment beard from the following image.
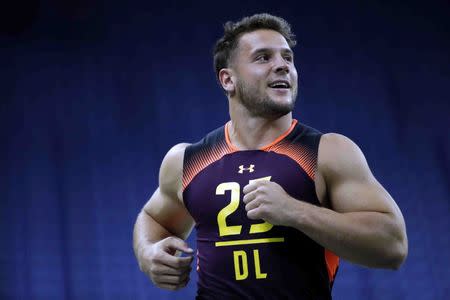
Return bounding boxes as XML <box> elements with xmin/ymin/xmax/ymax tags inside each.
<box><xmin>235</xmin><ymin>79</ymin><xmax>298</xmax><ymax>119</ymax></box>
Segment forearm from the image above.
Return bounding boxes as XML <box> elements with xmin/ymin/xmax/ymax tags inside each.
<box><xmin>133</xmin><ymin>210</ymin><xmax>173</xmax><ymax>259</ymax></box>
<box><xmin>286</xmin><ymin>200</ymin><xmax>407</xmax><ymax>269</ymax></box>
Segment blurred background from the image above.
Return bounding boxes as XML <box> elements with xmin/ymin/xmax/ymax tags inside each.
<box><xmin>0</xmin><ymin>0</ymin><xmax>449</xmax><ymax>299</ymax></box>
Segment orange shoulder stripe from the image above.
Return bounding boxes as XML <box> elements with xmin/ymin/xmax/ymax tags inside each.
<box><xmin>183</xmin><ymin>139</ymin><xmax>234</xmax><ymax>191</ymax></box>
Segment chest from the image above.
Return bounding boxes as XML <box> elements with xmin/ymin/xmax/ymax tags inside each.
<box><xmin>183</xmin><ymin>150</ymin><xmax>320</xmax><ymax>231</ymax></box>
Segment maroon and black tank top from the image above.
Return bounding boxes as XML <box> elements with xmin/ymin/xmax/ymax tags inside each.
<box><xmin>182</xmin><ymin>119</ymin><xmax>339</xmax><ymax>300</ymax></box>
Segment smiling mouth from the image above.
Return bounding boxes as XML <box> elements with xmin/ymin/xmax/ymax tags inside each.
<box><xmin>268</xmin><ymin>80</ymin><xmax>291</xmax><ymax>89</ymax></box>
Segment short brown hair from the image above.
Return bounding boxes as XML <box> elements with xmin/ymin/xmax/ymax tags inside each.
<box><xmin>213</xmin><ymin>13</ymin><xmax>297</xmax><ymax>80</ymax></box>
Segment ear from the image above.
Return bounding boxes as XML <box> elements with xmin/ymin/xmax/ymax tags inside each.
<box><xmin>218</xmin><ymin>68</ymin><xmax>235</xmax><ymax>94</ymax></box>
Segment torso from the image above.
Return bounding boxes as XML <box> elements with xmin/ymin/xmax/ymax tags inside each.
<box><xmin>181</xmin><ymin>120</ymin><xmax>338</xmax><ymax>299</ymax></box>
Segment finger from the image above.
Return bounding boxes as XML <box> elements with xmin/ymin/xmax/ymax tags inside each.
<box><xmin>160</xmin><ymin>252</ymin><xmax>194</xmax><ymax>269</ymax></box>
<box><xmin>152</xmin><ymin>264</ymin><xmax>192</xmax><ymax>276</ymax></box>
<box><xmin>156</xmin><ymin>272</ymin><xmax>190</xmax><ymax>285</ymax></box>
<box><xmin>157</xmin><ymin>275</ymin><xmax>190</xmax><ymax>290</ymax></box>
<box><xmin>158</xmin><ymin>283</ymin><xmax>178</xmax><ymax>291</ymax></box>
<box><xmin>242</xmin><ymin>189</ymin><xmax>257</xmax><ymax>204</ymax></box>
<box><xmin>163</xmin><ymin>236</ymin><xmax>194</xmax><ymax>254</ymax></box>
<box><xmin>247</xmin><ymin>207</ymin><xmax>263</xmax><ymax>220</ymax></box>
<box><xmin>158</xmin><ymin>282</ymin><xmax>187</xmax><ymax>291</ymax></box>
<box><xmin>244</xmin><ymin>198</ymin><xmax>260</xmax><ymax>211</ymax></box>
<box><xmin>243</xmin><ymin>182</ymin><xmax>259</xmax><ymax>194</ymax></box>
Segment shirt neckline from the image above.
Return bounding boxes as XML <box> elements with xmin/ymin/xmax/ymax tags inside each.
<box><xmin>225</xmin><ymin>119</ymin><xmax>298</xmax><ymax>151</ymax></box>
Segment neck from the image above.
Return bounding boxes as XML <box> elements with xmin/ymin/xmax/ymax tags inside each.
<box><xmin>228</xmin><ymin>99</ymin><xmax>293</xmax><ymax>150</ymax></box>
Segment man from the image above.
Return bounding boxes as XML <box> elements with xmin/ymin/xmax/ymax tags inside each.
<box><xmin>133</xmin><ymin>13</ymin><xmax>408</xmax><ymax>299</ymax></box>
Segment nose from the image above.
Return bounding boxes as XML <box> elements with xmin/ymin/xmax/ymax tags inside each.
<box><xmin>273</xmin><ymin>54</ymin><xmax>289</xmax><ymax>74</ymax></box>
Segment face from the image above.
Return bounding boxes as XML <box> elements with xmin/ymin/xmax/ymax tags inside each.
<box><xmin>229</xmin><ymin>29</ymin><xmax>298</xmax><ymax>119</ymax></box>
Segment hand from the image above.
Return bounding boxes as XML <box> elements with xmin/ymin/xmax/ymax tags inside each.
<box><xmin>138</xmin><ymin>236</ymin><xmax>194</xmax><ymax>290</ymax></box>
<box><xmin>243</xmin><ymin>180</ymin><xmax>296</xmax><ymax>226</ymax></box>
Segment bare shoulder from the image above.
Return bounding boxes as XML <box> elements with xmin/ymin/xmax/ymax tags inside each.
<box><xmin>142</xmin><ymin>143</ymin><xmax>194</xmax><ymax>239</ymax></box>
<box><xmin>159</xmin><ymin>143</ymin><xmax>191</xmax><ymax>201</ymax></box>
<box><xmin>318</xmin><ymin>133</ymin><xmax>372</xmax><ymax>183</ymax></box>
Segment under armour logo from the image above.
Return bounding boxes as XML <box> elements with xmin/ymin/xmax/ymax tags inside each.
<box><xmin>238</xmin><ymin>164</ymin><xmax>255</xmax><ymax>174</ymax></box>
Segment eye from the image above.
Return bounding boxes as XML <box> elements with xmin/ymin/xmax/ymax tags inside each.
<box><xmin>284</xmin><ymin>55</ymin><xmax>293</xmax><ymax>62</ymax></box>
<box><xmin>255</xmin><ymin>54</ymin><xmax>269</xmax><ymax>62</ymax></box>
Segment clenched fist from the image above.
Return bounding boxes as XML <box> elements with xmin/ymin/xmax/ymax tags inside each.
<box><xmin>243</xmin><ymin>179</ymin><xmax>298</xmax><ymax>226</ymax></box>
<box><xmin>137</xmin><ymin>236</ymin><xmax>194</xmax><ymax>290</ymax></box>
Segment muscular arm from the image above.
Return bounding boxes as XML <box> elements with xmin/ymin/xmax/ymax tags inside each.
<box><xmin>289</xmin><ymin>133</ymin><xmax>408</xmax><ymax>269</ymax></box>
<box><xmin>243</xmin><ymin>133</ymin><xmax>408</xmax><ymax>269</ymax></box>
<box><xmin>133</xmin><ymin>143</ymin><xmax>195</xmax><ymax>290</ymax></box>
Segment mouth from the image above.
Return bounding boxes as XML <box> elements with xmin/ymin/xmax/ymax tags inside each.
<box><xmin>268</xmin><ymin>80</ymin><xmax>291</xmax><ymax>90</ymax></box>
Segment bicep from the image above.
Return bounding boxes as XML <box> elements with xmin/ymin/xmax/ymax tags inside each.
<box><xmin>320</xmin><ymin>133</ymin><xmax>401</xmax><ymax>216</ymax></box>
<box><xmin>142</xmin><ymin>143</ymin><xmax>195</xmax><ymax>240</ymax></box>
<box><xmin>330</xmin><ymin>175</ymin><xmax>397</xmax><ymax>214</ymax></box>
<box><xmin>324</xmin><ymin>143</ymin><xmax>407</xmax><ymax>242</ymax></box>
<box><xmin>143</xmin><ymin>187</ymin><xmax>194</xmax><ymax>240</ymax></box>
